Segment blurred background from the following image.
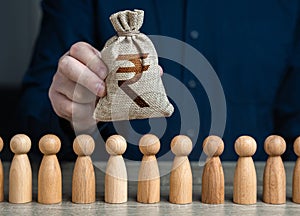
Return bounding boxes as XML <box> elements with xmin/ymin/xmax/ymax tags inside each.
<box><xmin>0</xmin><ymin>1</ymin><xmax>41</xmax><ymax>156</ymax></box>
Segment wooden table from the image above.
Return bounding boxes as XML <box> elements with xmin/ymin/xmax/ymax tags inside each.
<box><xmin>0</xmin><ymin>161</ymin><xmax>299</xmax><ymax>215</ymax></box>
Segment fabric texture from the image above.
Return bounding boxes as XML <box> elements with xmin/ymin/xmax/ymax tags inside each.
<box><xmin>94</xmin><ymin>9</ymin><xmax>174</xmax><ymax>121</ymax></box>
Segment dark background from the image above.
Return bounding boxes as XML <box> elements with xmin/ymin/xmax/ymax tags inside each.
<box><xmin>0</xmin><ymin>1</ymin><xmax>41</xmax><ymax>160</ymax></box>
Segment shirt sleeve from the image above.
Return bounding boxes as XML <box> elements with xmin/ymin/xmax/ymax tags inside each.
<box><xmin>17</xmin><ymin>0</ymin><xmax>98</xmax><ymax>160</ymax></box>
<box><xmin>274</xmin><ymin>5</ymin><xmax>300</xmax><ymax>160</ymax></box>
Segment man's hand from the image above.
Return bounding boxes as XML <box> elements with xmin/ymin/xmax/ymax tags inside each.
<box><xmin>49</xmin><ymin>41</ymin><xmax>163</xmax><ymax>131</ymax></box>
<box><xmin>49</xmin><ymin>42</ymin><xmax>108</xmax><ymax>131</ymax></box>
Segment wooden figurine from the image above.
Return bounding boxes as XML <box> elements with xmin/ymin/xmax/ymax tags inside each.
<box><xmin>233</xmin><ymin>136</ymin><xmax>257</xmax><ymax>204</ymax></box>
<box><xmin>9</xmin><ymin>134</ymin><xmax>32</xmax><ymax>203</ymax></box>
<box><xmin>263</xmin><ymin>135</ymin><xmax>286</xmax><ymax>204</ymax></box>
<box><xmin>72</xmin><ymin>134</ymin><xmax>96</xmax><ymax>204</ymax></box>
<box><xmin>0</xmin><ymin>137</ymin><xmax>3</xmax><ymax>202</ymax></box>
<box><xmin>293</xmin><ymin>136</ymin><xmax>300</xmax><ymax>203</ymax></box>
<box><xmin>105</xmin><ymin>135</ymin><xmax>128</xmax><ymax>203</ymax></box>
<box><xmin>137</xmin><ymin>134</ymin><xmax>160</xmax><ymax>203</ymax></box>
<box><xmin>201</xmin><ymin>135</ymin><xmax>224</xmax><ymax>204</ymax></box>
<box><xmin>169</xmin><ymin>135</ymin><xmax>193</xmax><ymax>204</ymax></box>
<box><xmin>38</xmin><ymin>134</ymin><xmax>62</xmax><ymax>204</ymax></box>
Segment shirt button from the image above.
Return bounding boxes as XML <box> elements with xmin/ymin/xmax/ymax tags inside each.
<box><xmin>188</xmin><ymin>79</ymin><xmax>196</xmax><ymax>88</ymax></box>
<box><xmin>190</xmin><ymin>30</ymin><xmax>199</xmax><ymax>39</ymax></box>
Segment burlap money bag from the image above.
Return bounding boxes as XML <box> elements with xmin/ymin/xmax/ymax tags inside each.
<box><xmin>93</xmin><ymin>9</ymin><xmax>174</xmax><ymax>121</ymax></box>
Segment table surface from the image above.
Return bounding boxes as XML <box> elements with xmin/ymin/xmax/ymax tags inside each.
<box><xmin>0</xmin><ymin>161</ymin><xmax>299</xmax><ymax>216</ymax></box>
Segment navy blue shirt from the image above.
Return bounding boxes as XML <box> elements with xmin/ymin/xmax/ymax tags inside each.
<box><xmin>18</xmin><ymin>0</ymin><xmax>300</xmax><ymax>161</ymax></box>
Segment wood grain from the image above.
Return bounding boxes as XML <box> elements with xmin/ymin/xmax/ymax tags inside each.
<box><xmin>72</xmin><ymin>157</ymin><xmax>95</xmax><ymax>203</ymax></box>
<box><xmin>137</xmin><ymin>155</ymin><xmax>160</xmax><ymax>203</ymax></box>
<box><xmin>38</xmin><ymin>155</ymin><xmax>62</xmax><ymax>204</ymax></box>
<box><xmin>9</xmin><ymin>154</ymin><xmax>32</xmax><ymax>203</ymax></box>
<box><xmin>293</xmin><ymin>137</ymin><xmax>300</xmax><ymax>203</ymax></box>
<box><xmin>201</xmin><ymin>135</ymin><xmax>224</xmax><ymax>204</ymax></box>
<box><xmin>0</xmin><ymin>137</ymin><xmax>3</xmax><ymax>202</ymax></box>
<box><xmin>105</xmin><ymin>156</ymin><xmax>127</xmax><ymax>203</ymax></box>
<box><xmin>38</xmin><ymin>134</ymin><xmax>62</xmax><ymax>204</ymax></box>
<box><xmin>169</xmin><ymin>156</ymin><xmax>192</xmax><ymax>204</ymax></box>
<box><xmin>202</xmin><ymin>157</ymin><xmax>224</xmax><ymax>204</ymax></box>
<box><xmin>233</xmin><ymin>136</ymin><xmax>257</xmax><ymax>204</ymax></box>
<box><xmin>169</xmin><ymin>135</ymin><xmax>192</xmax><ymax>204</ymax></box>
<box><xmin>9</xmin><ymin>134</ymin><xmax>32</xmax><ymax>203</ymax></box>
<box><xmin>263</xmin><ymin>135</ymin><xmax>286</xmax><ymax>204</ymax></box>
<box><xmin>137</xmin><ymin>134</ymin><xmax>160</xmax><ymax>204</ymax></box>
<box><xmin>233</xmin><ymin>157</ymin><xmax>256</xmax><ymax>204</ymax></box>
<box><xmin>72</xmin><ymin>134</ymin><xmax>96</xmax><ymax>204</ymax></box>
<box><xmin>293</xmin><ymin>158</ymin><xmax>300</xmax><ymax>203</ymax></box>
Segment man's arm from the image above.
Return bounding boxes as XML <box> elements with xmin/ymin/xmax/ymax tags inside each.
<box><xmin>17</xmin><ymin>0</ymin><xmax>103</xmax><ymax>160</ymax></box>
<box><xmin>274</xmin><ymin>6</ymin><xmax>300</xmax><ymax>160</ymax></box>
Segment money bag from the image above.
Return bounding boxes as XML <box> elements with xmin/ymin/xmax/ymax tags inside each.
<box><xmin>93</xmin><ymin>9</ymin><xmax>174</xmax><ymax>121</ymax></box>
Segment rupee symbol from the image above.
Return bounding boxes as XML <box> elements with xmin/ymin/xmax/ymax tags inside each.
<box><xmin>116</xmin><ymin>53</ymin><xmax>150</xmax><ymax>108</ymax></box>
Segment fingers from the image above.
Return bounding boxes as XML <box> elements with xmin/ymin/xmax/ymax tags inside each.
<box><xmin>49</xmin><ymin>88</ymin><xmax>95</xmax><ymax>125</ymax></box>
<box><xmin>49</xmin><ymin>89</ymin><xmax>72</xmax><ymax>121</ymax></box>
<box><xmin>158</xmin><ymin>65</ymin><xmax>163</xmax><ymax>76</ymax></box>
<box><xmin>58</xmin><ymin>55</ymin><xmax>106</xmax><ymax>97</ymax></box>
<box><xmin>49</xmin><ymin>42</ymin><xmax>108</xmax><ymax>128</ymax></box>
<box><xmin>52</xmin><ymin>72</ymin><xmax>98</xmax><ymax>103</ymax></box>
<box><xmin>69</xmin><ymin>42</ymin><xmax>108</xmax><ymax>80</ymax></box>
<box><xmin>50</xmin><ymin>41</ymin><xmax>163</xmax><ymax>128</ymax></box>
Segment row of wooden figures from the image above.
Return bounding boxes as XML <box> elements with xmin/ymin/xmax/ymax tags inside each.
<box><xmin>0</xmin><ymin>133</ymin><xmax>300</xmax><ymax>205</ymax></box>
